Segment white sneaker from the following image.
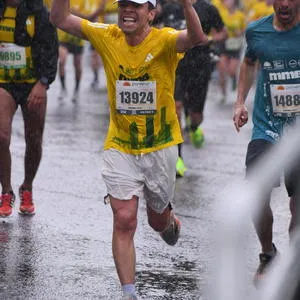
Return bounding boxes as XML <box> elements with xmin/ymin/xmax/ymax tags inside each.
<box><xmin>90</xmin><ymin>80</ymin><xmax>99</xmax><ymax>92</ymax></box>
<box><xmin>58</xmin><ymin>88</ymin><xmax>67</xmax><ymax>100</ymax></box>
<box><xmin>72</xmin><ymin>90</ymin><xmax>79</xmax><ymax>103</ymax></box>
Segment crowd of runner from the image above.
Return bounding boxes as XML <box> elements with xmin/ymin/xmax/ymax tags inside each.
<box><xmin>43</xmin><ymin>0</ymin><xmax>275</xmax><ymax>178</ymax></box>
<box><xmin>2</xmin><ymin>0</ymin><xmax>297</xmax><ymax>299</ymax></box>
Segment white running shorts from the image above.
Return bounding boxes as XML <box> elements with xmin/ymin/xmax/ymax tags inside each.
<box><xmin>102</xmin><ymin>146</ymin><xmax>178</xmax><ymax>213</ymax></box>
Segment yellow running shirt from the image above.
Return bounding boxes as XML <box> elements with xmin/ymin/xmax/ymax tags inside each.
<box><xmin>85</xmin><ymin>0</ymin><xmax>105</xmax><ymax>23</ymax></box>
<box><xmin>0</xmin><ymin>7</ymin><xmax>36</xmax><ymax>83</ymax></box>
<box><xmin>104</xmin><ymin>0</ymin><xmax>118</xmax><ymax>24</ymax></box>
<box><xmin>221</xmin><ymin>9</ymin><xmax>246</xmax><ymax>37</ymax></box>
<box><xmin>248</xmin><ymin>1</ymin><xmax>274</xmax><ymax>22</ymax></box>
<box><xmin>43</xmin><ymin>0</ymin><xmax>52</xmax><ymax>10</ymax></box>
<box><xmin>81</xmin><ymin>20</ymin><xmax>183</xmax><ymax>154</ymax></box>
<box><xmin>221</xmin><ymin>8</ymin><xmax>246</xmax><ymax>51</ymax></box>
<box><xmin>240</xmin><ymin>0</ymin><xmax>257</xmax><ymax>14</ymax></box>
<box><xmin>211</xmin><ymin>0</ymin><xmax>225</xmax><ymax>12</ymax></box>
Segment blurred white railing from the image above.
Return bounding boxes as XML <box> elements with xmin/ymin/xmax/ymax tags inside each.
<box><xmin>211</xmin><ymin>122</ymin><xmax>300</xmax><ymax>300</ymax></box>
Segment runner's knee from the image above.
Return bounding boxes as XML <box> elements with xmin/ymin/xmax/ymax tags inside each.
<box><xmin>114</xmin><ymin>208</ymin><xmax>137</xmax><ymax>232</ymax></box>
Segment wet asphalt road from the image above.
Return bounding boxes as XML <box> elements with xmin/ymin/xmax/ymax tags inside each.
<box><xmin>0</xmin><ymin>50</ymin><xmax>293</xmax><ymax>300</ymax></box>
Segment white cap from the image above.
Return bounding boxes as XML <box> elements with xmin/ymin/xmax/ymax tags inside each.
<box><xmin>115</xmin><ymin>0</ymin><xmax>157</xmax><ymax>8</ymax></box>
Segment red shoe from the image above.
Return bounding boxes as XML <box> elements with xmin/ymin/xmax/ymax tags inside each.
<box><xmin>0</xmin><ymin>192</ymin><xmax>15</xmax><ymax>217</ymax></box>
<box><xmin>19</xmin><ymin>188</ymin><xmax>35</xmax><ymax>215</ymax></box>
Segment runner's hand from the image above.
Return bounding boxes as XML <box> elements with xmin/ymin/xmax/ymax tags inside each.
<box><xmin>27</xmin><ymin>82</ymin><xmax>47</xmax><ymax>113</ymax></box>
<box><xmin>233</xmin><ymin>103</ymin><xmax>248</xmax><ymax>132</ymax></box>
<box><xmin>179</xmin><ymin>0</ymin><xmax>196</xmax><ymax>6</ymax></box>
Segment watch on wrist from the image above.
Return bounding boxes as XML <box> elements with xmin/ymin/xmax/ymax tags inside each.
<box><xmin>39</xmin><ymin>77</ymin><xmax>49</xmax><ymax>88</ymax></box>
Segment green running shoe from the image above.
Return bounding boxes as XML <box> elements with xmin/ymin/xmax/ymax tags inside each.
<box><xmin>176</xmin><ymin>157</ymin><xmax>187</xmax><ymax>177</ymax></box>
<box><xmin>190</xmin><ymin>127</ymin><xmax>204</xmax><ymax>148</ymax></box>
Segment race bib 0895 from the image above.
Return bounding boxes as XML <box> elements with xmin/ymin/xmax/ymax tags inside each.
<box><xmin>0</xmin><ymin>43</ymin><xmax>26</xmax><ymax>69</ymax></box>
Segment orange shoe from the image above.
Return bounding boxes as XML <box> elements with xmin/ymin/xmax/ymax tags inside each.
<box><xmin>19</xmin><ymin>188</ymin><xmax>35</xmax><ymax>215</ymax></box>
<box><xmin>0</xmin><ymin>192</ymin><xmax>15</xmax><ymax>217</ymax></box>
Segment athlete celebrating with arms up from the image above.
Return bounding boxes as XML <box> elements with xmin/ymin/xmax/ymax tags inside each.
<box><xmin>50</xmin><ymin>0</ymin><xmax>207</xmax><ymax>298</ymax></box>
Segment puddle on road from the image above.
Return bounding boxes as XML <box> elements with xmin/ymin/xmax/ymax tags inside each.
<box><xmin>135</xmin><ymin>258</ymin><xmax>204</xmax><ymax>299</ymax></box>
<box><xmin>136</xmin><ymin>269</ymin><xmax>200</xmax><ymax>299</ymax></box>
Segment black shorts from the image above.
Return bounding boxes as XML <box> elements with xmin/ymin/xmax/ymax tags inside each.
<box><xmin>216</xmin><ymin>41</ymin><xmax>241</xmax><ymax>58</ymax></box>
<box><xmin>222</xmin><ymin>49</ymin><xmax>242</xmax><ymax>59</ymax></box>
<box><xmin>245</xmin><ymin>139</ymin><xmax>300</xmax><ymax>197</ymax></box>
<box><xmin>174</xmin><ymin>56</ymin><xmax>211</xmax><ymax>114</ymax></box>
<box><xmin>59</xmin><ymin>42</ymin><xmax>83</xmax><ymax>55</ymax></box>
<box><xmin>0</xmin><ymin>82</ymin><xmax>35</xmax><ymax>106</ymax></box>
<box><xmin>214</xmin><ymin>41</ymin><xmax>226</xmax><ymax>55</ymax></box>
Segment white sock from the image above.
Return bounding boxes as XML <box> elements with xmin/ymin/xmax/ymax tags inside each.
<box><xmin>122</xmin><ymin>284</ymin><xmax>136</xmax><ymax>296</ymax></box>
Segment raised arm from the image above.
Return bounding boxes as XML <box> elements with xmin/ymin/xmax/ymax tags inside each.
<box><xmin>87</xmin><ymin>0</ymin><xmax>109</xmax><ymax>22</ymax></box>
<box><xmin>176</xmin><ymin>0</ymin><xmax>208</xmax><ymax>53</ymax></box>
<box><xmin>50</xmin><ymin>0</ymin><xmax>86</xmax><ymax>39</ymax></box>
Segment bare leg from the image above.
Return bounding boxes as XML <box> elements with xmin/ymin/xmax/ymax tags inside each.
<box><xmin>147</xmin><ymin>204</ymin><xmax>172</xmax><ymax>232</ymax></box>
<box><xmin>252</xmin><ymin>192</ymin><xmax>274</xmax><ymax>253</ymax></box>
<box><xmin>189</xmin><ymin>111</ymin><xmax>203</xmax><ymax>128</ymax></box>
<box><xmin>175</xmin><ymin>100</ymin><xmax>183</xmax><ymax>133</ymax></box>
<box><xmin>91</xmin><ymin>50</ymin><xmax>101</xmax><ymax>83</ymax></box>
<box><xmin>217</xmin><ymin>55</ymin><xmax>228</xmax><ymax>100</ymax></box>
<box><xmin>228</xmin><ymin>57</ymin><xmax>240</xmax><ymax>79</ymax></box>
<box><xmin>20</xmin><ymin>95</ymin><xmax>47</xmax><ymax>190</ymax></box>
<box><xmin>0</xmin><ymin>88</ymin><xmax>17</xmax><ymax>193</ymax></box>
<box><xmin>289</xmin><ymin>195</ymin><xmax>297</xmax><ymax>236</ymax></box>
<box><xmin>110</xmin><ymin>195</ymin><xmax>138</xmax><ymax>284</ymax></box>
<box><xmin>73</xmin><ymin>53</ymin><xmax>82</xmax><ymax>92</ymax></box>
<box><xmin>58</xmin><ymin>45</ymin><xmax>68</xmax><ymax>90</ymax></box>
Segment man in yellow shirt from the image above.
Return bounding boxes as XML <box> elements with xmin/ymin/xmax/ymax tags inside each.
<box><xmin>50</xmin><ymin>0</ymin><xmax>207</xmax><ymax>298</ymax></box>
<box><xmin>103</xmin><ymin>0</ymin><xmax>118</xmax><ymax>24</ymax></box>
<box><xmin>57</xmin><ymin>0</ymin><xmax>87</xmax><ymax>102</ymax></box>
<box><xmin>85</xmin><ymin>0</ymin><xmax>108</xmax><ymax>91</ymax></box>
<box><xmin>240</xmin><ymin>0</ymin><xmax>257</xmax><ymax>14</ymax></box>
<box><xmin>218</xmin><ymin>0</ymin><xmax>246</xmax><ymax>102</ymax></box>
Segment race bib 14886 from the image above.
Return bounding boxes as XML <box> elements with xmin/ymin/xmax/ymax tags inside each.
<box><xmin>116</xmin><ymin>80</ymin><xmax>157</xmax><ymax>115</ymax></box>
<box><xmin>0</xmin><ymin>43</ymin><xmax>27</xmax><ymax>69</ymax></box>
<box><xmin>270</xmin><ymin>83</ymin><xmax>300</xmax><ymax>117</ymax></box>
